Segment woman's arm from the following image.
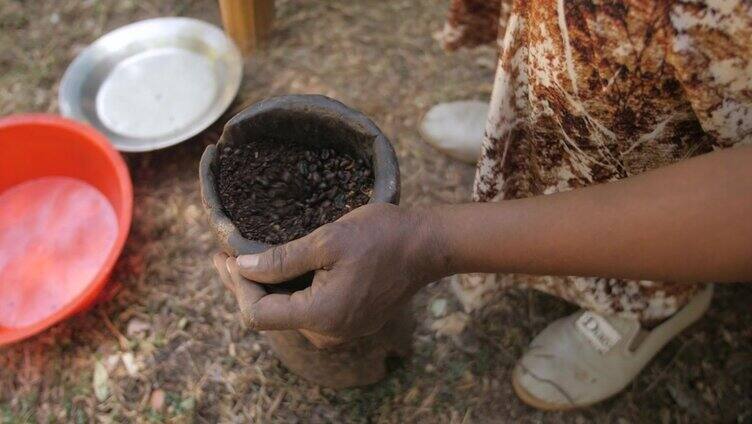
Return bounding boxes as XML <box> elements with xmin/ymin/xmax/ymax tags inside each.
<box><xmin>434</xmin><ymin>145</ymin><xmax>752</xmax><ymax>283</ymax></box>
<box><xmin>223</xmin><ymin>146</ymin><xmax>752</xmax><ymax>343</ymax></box>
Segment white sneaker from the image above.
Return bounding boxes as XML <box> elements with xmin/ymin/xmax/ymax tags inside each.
<box><xmin>419</xmin><ymin>100</ymin><xmax>489</xmax><ymax>164</ymax></box>
<box><xmin>512</xmin><ymin>284</ymin><xmax>713</xmax><ymax>410</ymax></box>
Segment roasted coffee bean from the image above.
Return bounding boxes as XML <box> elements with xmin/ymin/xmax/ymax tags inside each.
<box><xmin>218</xmin><ymin>137</ymin><xmax>374</xmax><ymax>245</ymax></box>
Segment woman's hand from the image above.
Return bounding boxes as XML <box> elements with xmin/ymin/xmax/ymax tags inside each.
<box><xmin>213</xmin><ymin>203</ymin><xmax>445</xmax><ymax>347</ymax></box>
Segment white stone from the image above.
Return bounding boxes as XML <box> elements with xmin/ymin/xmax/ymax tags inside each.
<box><xmin>419</xmin><ymin>100</ymin><xmax>489</xmax><ymax>164</ymax></box>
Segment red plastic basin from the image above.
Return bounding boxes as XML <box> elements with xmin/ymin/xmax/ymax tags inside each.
<box><xmin>0</xmin><ymin>115</ymin><xmax>132</xmax><ymax>346</ymax></box>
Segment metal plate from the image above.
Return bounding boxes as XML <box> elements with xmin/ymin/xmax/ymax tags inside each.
<box><xmin>59</xmin><ymin>18</ymin><xmax>242</xmax><ymax>152</ymax></box>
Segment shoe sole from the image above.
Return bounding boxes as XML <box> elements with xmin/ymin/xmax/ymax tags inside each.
<box><xmin>511</xmin><ymin>370</ymin><xmax>600</xmax><ymax>411</ymax></box>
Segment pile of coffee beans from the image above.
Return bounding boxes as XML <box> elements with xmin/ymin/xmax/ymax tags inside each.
<box><xmin>217</xmin><ymin>139</ymin><xmax>373</xmax><ymax>244</ymax></box>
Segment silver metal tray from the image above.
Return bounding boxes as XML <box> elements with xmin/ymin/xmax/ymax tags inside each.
<box><xmin>59</xmin><ymin>17</ymin><xmax>242</xmax><ymax>152</ymax></box>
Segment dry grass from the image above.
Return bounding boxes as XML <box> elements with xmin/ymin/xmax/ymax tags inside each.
<box><xmin>1</xmin><ymin>0</ymin><xmax>751</xmax><ymax>422</ymax></box>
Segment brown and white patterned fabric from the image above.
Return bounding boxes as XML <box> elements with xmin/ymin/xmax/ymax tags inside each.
<box><xmin>436</xmin><ymin>0</ymin><xmax>508</xmax><ymax>50</ymax></box>
<box><xmin>443</xmin><ymin>0</ymin><xmax>752</xmax><ymax>322</ymax></box>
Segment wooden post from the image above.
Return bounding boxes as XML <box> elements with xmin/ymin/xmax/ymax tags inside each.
<box><xmin>218</xmin><ymin>0</ymin><xmax>275</xmax><ymax>56</ymax></box>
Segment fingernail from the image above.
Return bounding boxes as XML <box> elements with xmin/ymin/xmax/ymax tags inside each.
<box><xmin>237</xmin><ymin>255</ymin><xmax>259</xmax><ymax>268</ymax></box>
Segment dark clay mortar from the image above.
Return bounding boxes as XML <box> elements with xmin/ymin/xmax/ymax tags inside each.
<box><xmin>199</xmin><ymin>95</ymin><xmax>412</xmax><ymax>389</ymax></box>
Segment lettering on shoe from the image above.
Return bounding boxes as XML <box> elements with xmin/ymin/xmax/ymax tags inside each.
<box><xmin>575</xmin><ymin>312</ymin><xmax>622</xmax><ymax>354</ymax></box>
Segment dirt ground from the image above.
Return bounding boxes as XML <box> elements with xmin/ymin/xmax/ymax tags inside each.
<box><xmin>1</xmin><ymin>0</ymin><xmax>751</xmax><ymax>422</ymax></box>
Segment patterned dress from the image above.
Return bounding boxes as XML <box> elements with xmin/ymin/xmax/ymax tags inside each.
<box><xmin>439</xmin><ymin>0</ymin><xmax>752</xmax><ymax>322</ymax></box>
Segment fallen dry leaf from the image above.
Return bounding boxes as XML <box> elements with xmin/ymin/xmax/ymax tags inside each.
<box><xmin>121</xmin><ymin>352</ymin><xmax>139</xmax><ymax>377</ymax></box>
<box><xmin>430</xmin><ymin>298</ymin><xmax>448</xmax><ymax>318</ymax></box>
<box><xmin>126</xmin><ymin>318</ymin><xmax>151</xmax><ymax>337</ymax></box>
<box><xmin>150</xmin><ymin>389</ymin><xmax>165</xmax><ymax>411</ymax></box>
<box><xmin>431</xmin><ymin>312</ymin><xmax>470</xmax><ymax>337</ymax></box>
<box><xmin>105</xmin><ymin>354</ymin><xmax>121</xmax><ymax>373</ymax></box>
<box><xmin>93</xmin><ymin>361</ymin><xmax>109</xmax><ymax>401</ymax></box>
